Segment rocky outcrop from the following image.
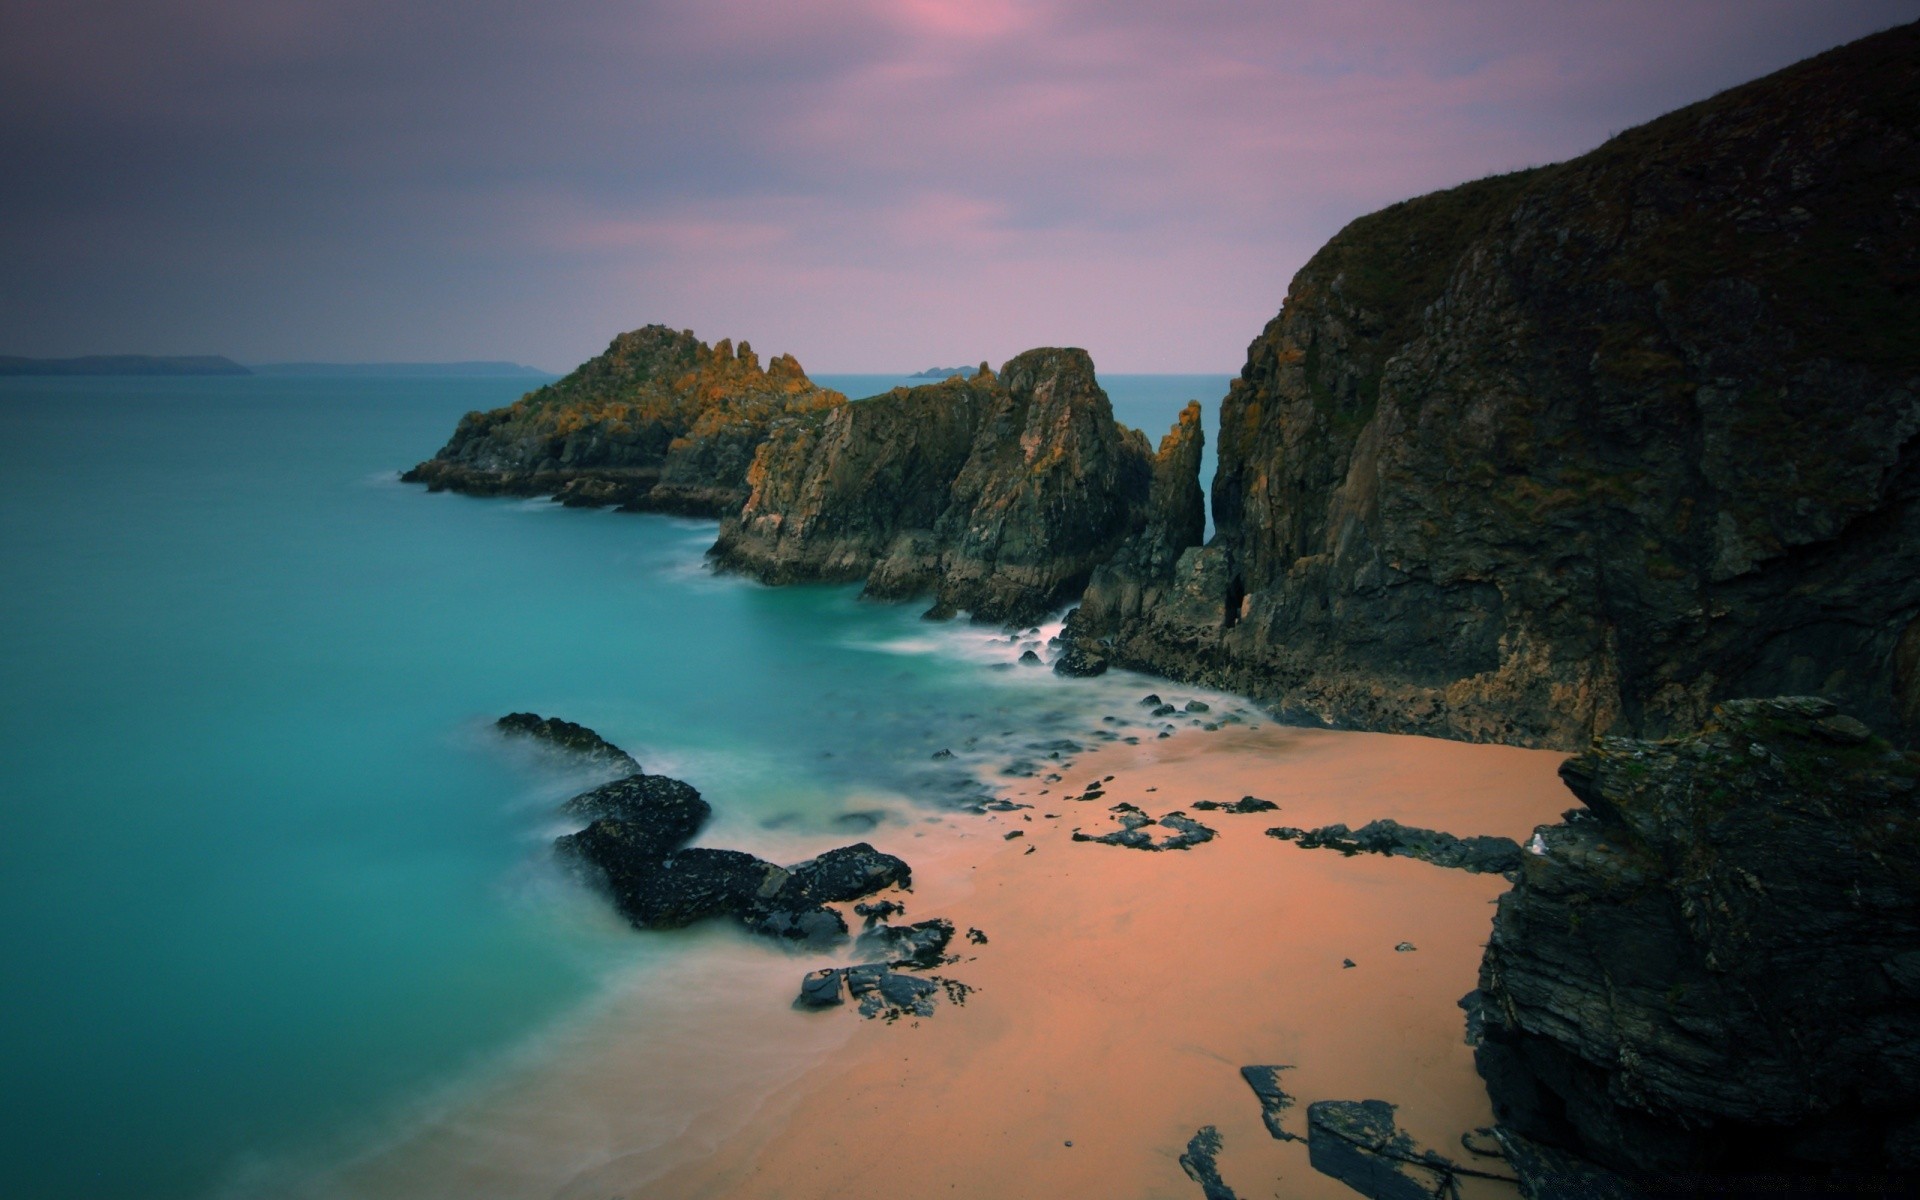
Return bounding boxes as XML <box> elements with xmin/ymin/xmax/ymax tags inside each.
<box><xmin>1265</xmin><ymin>819</ymin><xmax>1523</xmax><ymax>876</ymax></box>
<box><xmin>1475</xmin><ymin>697</ymin><xmax>1920</xmax><ymax>1178</ymax></box>
<box><xmin>1062</xmin><ymin>22</ymin><xmax>1920</xmax><ymax>749</ymax></box>
<box><xmin>495</xmin><ymin>712</ymin><xmax>640</xmax><ymax>774</ymax></box>
<box><xmin>402</xmin><ymin>326</ymin><xmax>845</xmax><ymax>518</ymax></box>
<box><xmin>711</xmin><ymin>348</ymin><xmax>1156</xmax><ymax>624</ymax></box>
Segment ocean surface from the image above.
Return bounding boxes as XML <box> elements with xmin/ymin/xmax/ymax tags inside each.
<box><xmin>0</xmin><ymin>370</ymin><xmax>1230</xmax><ymax>1199</ymax></box>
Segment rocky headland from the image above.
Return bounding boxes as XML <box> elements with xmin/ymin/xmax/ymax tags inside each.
<box><xmin>1475</xmin><ymin>697</ymin><xmax>1920</xmax><ymax>1180</ymax></box>
<box><xmin>1061</xmin><ymin>21</ymin><xmax>1920</xmax><ymax>751</ymax></box>
<box><xmin>402</xmin><ymin>325</ymin><xmax>845</xmax><ymax>517</ymax></box>
<box><xmin>710</xmin><ymin>348</ymin><xmax>1161</xmax><ymax>624</ymax></box>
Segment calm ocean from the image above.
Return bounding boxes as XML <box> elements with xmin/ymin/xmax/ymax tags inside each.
<box><xmin>0</xmin><ymin>370</ymin><xmax>1227</xmax><ymax>1199</ymax></box>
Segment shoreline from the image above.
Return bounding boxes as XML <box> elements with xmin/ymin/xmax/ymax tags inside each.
<box><xmin>328</xmin><ymin>719</ymin><xmax>1573</xmax><ymax>1200</ymax></box>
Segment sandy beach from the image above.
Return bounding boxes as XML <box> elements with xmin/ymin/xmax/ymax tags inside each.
<box><xmin>617</xmin><ymin>721</ymin><xmax>1571</xmax><ymax>1200</ymax></box>
<box><xmin>301</xmin><ymin>718</ymin><xmax>1572</xmax><ymax>1200</ymax></box>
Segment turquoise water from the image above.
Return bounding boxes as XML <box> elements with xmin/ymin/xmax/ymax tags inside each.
<box><xmin>0</xmin><ymin>370</ymin><xmax>1228</xmax><ymax>1199</ymax></box>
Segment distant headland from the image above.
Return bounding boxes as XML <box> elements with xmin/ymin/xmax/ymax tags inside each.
<box><xmin>907</xmin><ymin>366</ymin><xmax>977</xmax><ymax>379</ymax></box>
<box><xmin>251</xmin><ymin>361</ymin><xmax>553</xmax><ymax>378</ymax></box>
<box><xmin>0</xmin><ymin>354</ymin><xmax>251</xmax><ymax>376</ymax></box>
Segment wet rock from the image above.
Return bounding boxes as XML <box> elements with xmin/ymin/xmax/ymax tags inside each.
<box><xmin>1140</xmin><ymin>693</ymin><xmax>1163</xmax><ymax>706</ymax></box>
<box><xmin>1477</xmin><ymin>697</ymin><xmax>1920</xmax><ymax>1178</ymax></box>
<box><xmin>497</xmin><ymin>712</ymin><xmax>641</xmax><ymax>773</ymax></box>
<box><xmin>742</xmin><ymin>903</ymin><xmax>847</xmax><ymax>949</ymax></box>
<box><xmin>854</xmin><ymin>899</ymin><xmax>906</xmax><ymax>926</ymax></box>
<box><xmin>1178</xmin><ymin>1125</ymin><xmax>1239</xmax><ymax>1200</ymax></box>
<box><xmin>1018</xmin><ymin>649</ymin><xmax>1042</xmax><ymax>665</ymax></box>
<box><xmin>559</xmin><ymin>773</ymin><xmax>710</xmax><ymax>856</ymax></box>
<box><xmin>1071</xmin><ymin>808</ymin><xmax>1216</xmax><ymax>851</ymax></box>
<box><xmin>557</xmin><ymin>833</ymin><xmax>784</xmax><ymax>930</ymax></box>
<box><xmin>846</xmin><ymin>964</ymin><xmax>940</xmax><ymax>1020</ymax></box>
<box><xmin>931</xmin><ymin>748</ymin><xmax>953</xmax><ymax>759</ymax></box>
<box><xmin>1151</xmin><ymin>703</ymin><xmax>1178</xmax><ymax>717</ymax></box>
<box><xmin>1003</xmin><ymin>830</ymin><xmax>1024</xmax><ymax>839</ymax></box>
<box><xmin>794</xmin><ymin>967</ymin><xmax>847</xmax><ymax>1009</ymax></box>
<box><xmin>1239</xmin><ymin>1065</ymin><xmax>1301</xmax><ymax>1141</ymax></box>
<box><xmin>1266</xmin><ymin>819</ymin><xmax>1522</xmax><ymax>876</ymax></box>
<box><xmin>854</xmin><ymin>918</ymin><xmax>955</xmax><ymax>969</ymax></box>
<box><xmin>1184</xmin><ymin>700</ymin><xmax>1210</xmax><ymax>713</ymax></box>
<box><xmin>1051</xmin><ymin>639</ymin><xmax>1109</xmax><ymax>677</ymax></box>
<box><xmin>782</xmin><ymin>842</ymin><xmax>911</xmax><ymax>903</ymax></box>
<box><xmin>966</xmin><ymin>927</ymin><xmax>989</xmax><ymax>945</ymax></box>
<box><xmin>1306</xmin><ymin>1100</ymin><xmax>1461</xmax><ymax>1200</ymax></box>
<box><xmin>1194</xmin><ymin>796</ymin><xmax>1278</xmax><ymax>814</ymax></box>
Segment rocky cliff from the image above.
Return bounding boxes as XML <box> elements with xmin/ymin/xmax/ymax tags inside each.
<box><xmin>401</xmin><ymin>325</ymin><xmax>845</xmax><ymax>517</ymax></box>
<box><xmin>710</xmin><ymin>348</ymin><xmax>1157</xmax><ymax>625</ymax></box>
<box><xmin>1475</xmin><ymin>697</ymin><xmax>1920</xmax><ymax>1178</ymax></box>
<box><xmin>1063</xmin><ymin>21</ymin><xmax>1920</xmax><ymax>749</ymax></box>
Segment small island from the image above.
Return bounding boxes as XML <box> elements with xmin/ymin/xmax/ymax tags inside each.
<box><xmin>0</xmin><ymin>354</ymin><xmax>252</xmax><ymax>376</ymax></box>
<box><xmin>907</xmin><ymin>365</ymin><xmax>976</xmax><ymax>379</ymax></box>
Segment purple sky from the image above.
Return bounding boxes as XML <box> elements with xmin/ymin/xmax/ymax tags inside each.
<box><xmin>2</xmin><ymin>1</ymin><xmax>1913</xmax><ymax>372</ymax></box>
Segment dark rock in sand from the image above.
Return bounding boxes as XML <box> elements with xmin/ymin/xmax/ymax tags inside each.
<box><xmin>854</xmin><ymin>899</ymin><xmax>906</xmax><ymax>926</ymax></box>
<box><xmin>1306</xmin><ymin>1100</ymin><xmax>1462</xmax><ymax>1200</ymax></box>
<box><xmin>560</xmin><ymin>773</ymin><xmax>710</xmax><ymax>855</ymax></box>
<box><xmin>1178</xmin><ymin>1125</ymin><xmax>1239</xmax><ymax>1200</ymax></box>
<box><xmin>966</xmin><ymin>927</ymin><xmax>988</xmax><ymax>945</ymax></box>
<box><xmin>741</xmin><ymin>902</ymin><xmax>848</xmax><ymax>949</ymax></box>
<box><xmin>557</xmin><ymin>833</ymin><xmax>785</xmax><ymax>929</ymax></box>
<box><xmin>1071</xmin><ymin>808</ymin><xmax>1216</xmax><ymax>852</ymax></box>
<box><xmin>781</xmin><ymin>842</ymin><xmax>911</xmax><ymax>903</ymax></box>
<box><xmin>1239</xmin><ymin>1065</ymin><xmax>1301</xmax><ymax>1141</ymax></box>
<box><xmin>1266</xmin><ymin>819</ymin><xmax>1521</xmax><ymax>876</ymax></box>
<box><xmin>496</xmin><ymin>712</ymin><xmax>640</xmax><ymax>773</ymax></box>
<box><xmin>1476</xmin><ymin>696</ymin><xmax>1920</xmax><ymax>1179</ymax></box>
<box><xmin>854</xmin><ymin>918</ymin><xmax>955</xmax><ymax>969</ymax></box>
<box><xmin>795</xmin><ymin>967</ymin><xmax>847</xmax><ymax>1009</ymax></box>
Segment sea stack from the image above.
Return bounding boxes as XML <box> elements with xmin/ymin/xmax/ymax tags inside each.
<box><xmin>711</xmin><ymin>347</ymin><xmax>1159</xmax><ymax>625</ymax></box>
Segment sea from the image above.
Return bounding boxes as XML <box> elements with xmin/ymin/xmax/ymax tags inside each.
<box><xmin>0</xmin><ymin>370</ymin><xmax>1229</xmax><ymax>1199</ymax></box>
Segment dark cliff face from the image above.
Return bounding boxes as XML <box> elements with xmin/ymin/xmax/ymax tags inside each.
<box><xmin>1476</xmin><ymin>697</ymin><xmax>1920</xmax><ymax>1177</ymax></box>
<box><xmin>1067</xmin><ymin>21</ymin><xmax>1920</xmax><ymax>749</ymax></box>
<box><xmin>400</xmin><ymin>325</ymin><xmax>845</xmax><ymax>517</ymax></box>
<box><xmin>711</xmin><ymin>348</ymin><xmax>1155</xmax><ymax>625</ymax></box>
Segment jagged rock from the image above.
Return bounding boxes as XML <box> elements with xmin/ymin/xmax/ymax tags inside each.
<box><xmin>783</xmin><ymin>842</ymin><xmax>911</xmax><ymax>902</ymax></box>
<box><xmin>711</xmin><ymin>349</ymin><xmax>1155</xmax><ymax>625</ymax></box>
<box><xmin>1493</xmin><ymin>1127</ymin><xmax>1638</xmax><ymax>1200</ymax></box>
<box><xmin>1477</xmin><ymin>697</ymin><xmax>1920</xmax><ymax>1178</ymax></box>
<box><xmin>1178</xmin><ymin>1125</ymin><xmax>1239</xmax><ymax>1200</ymax></box>
<box><xmin>1071</xmin><ymin>808</ymin><xmax>1216</xmax><ymax>851</ymax></box>
<box><xmin>495</xmin><ymin>712</ymin><xmax>640</xmax><ymax>773</ymax></box>
<box><xmin>1239</xmin><ymin>1065</ymin><xmax>1301</xmax><ymax>1141</ymax></box>
<box><xmin>1266</xmin><ymin>818</ymin><xmax>1522</xmax><ymax>876</ymax></box>
<box><xmin>830</xmin><ymin>963</ymin><xmax>957</xmax><ymax>1020</ymax></box>
<box><xmin>1305</xmin><ymin>1100</ymin><xmax>1462</xmax><ymax>1200</ymax></box>
<box><xmin>1018</xmin><ymin>649</ymin><xmax>1042</xmax><ymax>665</ymax></box>
<box><xmin>854</xmin><ymin>918</ymin><xmax>955</xmax><ymax>969</ymax></box>
<box><xmin>854</xmin><ymin>899</ymin><xmax>906</xmax><ymax>926</ymax></box>
<box><xmin>556</xmin><ymin>817</ymin><xmax>907</xmax><ymax>950</ymax></box>
<box><xmin>1195</xmin><ymin>796</ymin><xmax>1279</xmax><ymax>814</ymax></box>
<box><xmin>559</xmin><ymin>773</ymin><xmax>709</xmax><ymax>855</ymax></box>
<box><xmin>403</xmin><ymin>326</ymin><xmax>845</xmax><ymax>518</ymax></box>
<box><xmin>794</xmin><ymin>967</ymin><xmax>847</xmax><ymax>1010</ymax></box>
<box><xmin>1058</xmin><ymin>24</ymin><xmax>1920</xmax><ymax>750</ymax></box>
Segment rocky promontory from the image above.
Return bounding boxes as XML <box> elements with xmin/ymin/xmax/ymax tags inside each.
<box><xmin>402</xmin><ymin>325</ymin><xmax>845</xmax><ymax>517</ymax></box>
<box><xmin>1475</xmin><ymin>697</ymin><xmax>1920</xmax><ymax>1179</ymax></box>
<box><xmin>710</xmin><ymin>348</ymin><xmax>1159</xmax><ymax>624</ymax></box>
<box><xmin>1061</xmin><ymin>21</ymin><xmax>1920</xmax><ymax>749</ymax></box>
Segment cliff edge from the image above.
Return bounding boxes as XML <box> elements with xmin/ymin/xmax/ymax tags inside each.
<box><xmin>1063</xmin><ymin>21</ymin><xmax>1920</xmax><ymax>749</ymax></box>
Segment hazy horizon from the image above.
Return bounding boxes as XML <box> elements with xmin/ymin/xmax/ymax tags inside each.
<box><xmin>4</xmin><ymin>0</ymin><xmax>1914</xmax><ymax>373</ymax></box>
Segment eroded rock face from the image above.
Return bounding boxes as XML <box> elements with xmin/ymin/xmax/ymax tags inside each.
<box><xmin>402</xmin><ymin>326</ymin><xmax>845</xmax><ymax>518</ymax></box>
<box><xmin>1476</xmin><ymin>697</ymin><xmax>1920</xmax><ymax>1176</ymax></box>
<box><xmin>1063</xmin><ymin>23</ymin><xmax>1920</xmax><ymax>748</ymax></box>
<box><xmin>711</xmin><ymin>349</ymin><xmax>1155</xmax><ymax>625</ymax></box>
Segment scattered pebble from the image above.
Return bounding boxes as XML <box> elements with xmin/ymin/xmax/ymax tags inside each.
<box><xmin>1395</xmin><ymin>941</ymin><xmax>1417</xmax><ymax>953</ymax></box>
<box><xmin>1343</xmin><ymin>958</ymin><xmax>1357</xmax><ymax>969</ymax></box>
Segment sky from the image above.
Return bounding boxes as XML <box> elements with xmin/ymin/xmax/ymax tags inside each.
<box><xmin>2</xmin><ymin>1</ymin><xmax>1914</xmax><ymax>373</ymax></box>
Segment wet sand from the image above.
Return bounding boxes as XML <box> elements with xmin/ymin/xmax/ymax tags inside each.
<box><xmin>610</xmin><ymin>721</ymin><xmax>1573</xmax><ymax>1200</ymax></box>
